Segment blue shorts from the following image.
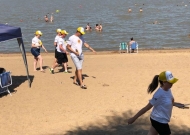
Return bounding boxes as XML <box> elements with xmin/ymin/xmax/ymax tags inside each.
<box><xmin>31</xmin><ymin>48</ymin><xmax>40</xmax><ymax>57</ymax></box>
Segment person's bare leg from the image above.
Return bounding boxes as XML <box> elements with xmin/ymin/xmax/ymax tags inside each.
<box><xmin>33</xmin><ymin>57</ymin><xmax>38</xmax><ymax>71</ymax></box>
<box><xmin>73</xmin><ymin>69</ymin><xmax>78</xmax><ymax>84</ymax></box>
<box><xmin>147</xmin><ymin>126</ymin><xmax>158</xmax><ymax>135</ymax></box>
<box><xmin>37</xmin><ymin>55</ymin><xmax>44</xmax><ymax>71</ymax></box>
<box><xmin>52</xmin><ymin>58</ymin><xmax>57</xmax><ymax>66</ymax></box>
<box><xmin>63</xmin><ymin>62</ymin><xmax>67</xmax><ymax>72</ymax></box>
<box><xmin>52</xmin><ymin>62</ymin><xmax>59</xmax><ymax>69</ymax></box>
<box><xmin>77</xmin><ymin>69</ymin><xmax>84</xmax><ymax>86</ymax></box>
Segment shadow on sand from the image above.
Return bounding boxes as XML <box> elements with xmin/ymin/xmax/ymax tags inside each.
<box><xmin>0</xmin><ymin>75</ymin><xmax>34</xmax><ymax>98</ymax></box>
<box><xmin>49</xmin><ymin>110</ymin><xmax>190</xmax><ymax>135</ymax></box>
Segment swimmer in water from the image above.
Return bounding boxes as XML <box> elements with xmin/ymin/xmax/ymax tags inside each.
<box><xmin>128</xmin><ymin>8</ymin><xmax>132</xmax><ymax>12</ymax></box>
<box><xmin>44</xmin><ymin>15</ymin><xmax>49</xmax><ymax>22</ymax></box>
<box><xmin>153</xmin><ymin>21</ymin><xmax>158</xmax><ymax>24</ymax></box>
<box><xmin>95</xmin><ymin>24</ymin><xmax>100</xmax><ymax>31</ymax></box>
<box><xmin>50</xmin><ymin>13</ymin><xmax>54</xmax><ymax>23</ymax></box>
<box><xmin>99</xmin><ymin>24</ymin><xmax>103</xmax><ymax>31</ymax></box>
<box><xmin>85</xmin><ymin>23</ymin><xmax>92</xmax><ymax>31</ymax></box>
<box><xmin>140</xmin><ymin>8</ymin><xmax>143</xmax><ymax>12</ymax></box>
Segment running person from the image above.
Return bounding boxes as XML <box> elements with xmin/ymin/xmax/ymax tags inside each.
<box><xmin>128</xmin><ymin>71</ymin><xmax>187</xmax><ymax>135</ymax></box>
<box><xmin>31</xmin><ymin>30</ymin><xmax>47</xmax><ymax>72</ymax></box>
<box><xmin>67</xmin><ymin>27</ymin><xmax>96</xmax><ymax>89</ymax></box>
<box><xmin>49</xmin><ymin>30</ymin><xmax>69</xmax><ymax>74</ymax></box>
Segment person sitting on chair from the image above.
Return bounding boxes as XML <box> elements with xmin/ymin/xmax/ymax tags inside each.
<box><xmin>129</xmin><ymin>37</ymin><xmax>136</xmax><ymax>53</ymax></box>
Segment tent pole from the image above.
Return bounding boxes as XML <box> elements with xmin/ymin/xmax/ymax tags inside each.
<box><xmin>17</xmin><ymin>38</ymin><xmax>31</xmax><ymax>87</ymax></box>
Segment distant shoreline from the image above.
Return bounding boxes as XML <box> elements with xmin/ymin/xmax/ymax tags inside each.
<box><xmin>1</xmin><ymin>48</ymin><xmax>190</xmax><ymax>56</ymax></box>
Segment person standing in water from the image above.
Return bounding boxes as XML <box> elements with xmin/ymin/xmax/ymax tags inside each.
<box><xmin>50</xmin><ymin>13</ymin><xmax>54</xmax><ymax>23</ymax></box>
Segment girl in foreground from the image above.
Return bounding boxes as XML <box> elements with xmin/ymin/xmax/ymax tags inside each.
<box><xmin>128</xmin><ymin>71</ymin><xmax>187</xmax><ymax>135</ymax></box>
<box><xmin>31</xmin><ymin>30</ymin><xmax>47</xmax><ymax>72</ymax></box>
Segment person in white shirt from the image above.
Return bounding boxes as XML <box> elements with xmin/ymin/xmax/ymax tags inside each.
<box><xmin>67</xmin><ymin>27</ymin><xmax>96</xmax><ymax>89</ymax></box>
<box><xmin>31</xmin><ymin>30</ymin><xmax>47</xmax><ymax>72</ymax></box>
<box><xmin>49</xmin><ymin>30</ymin><xmax>69</xmax><ymax>74</ymax></box>
<box><xmin>127</xmin><ymin>71</ymin><xmax>187</xmax><ymax>135</ymax></box>
<box><xmin>52</xmin><ymin>29</ymin><xmax>61</xmax><ymax>66</ymax></box>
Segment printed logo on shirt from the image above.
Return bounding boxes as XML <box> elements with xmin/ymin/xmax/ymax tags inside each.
<box><xmin>78</xmin><ymin>39</ymin><xmax>81</xmax><ymax>43</ymax></box>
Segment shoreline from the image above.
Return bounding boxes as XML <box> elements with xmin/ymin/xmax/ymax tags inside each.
<box><xmin>1</xmin><ymin>48</ymin><xmax>190</xmax><ymax>56</ymax></box>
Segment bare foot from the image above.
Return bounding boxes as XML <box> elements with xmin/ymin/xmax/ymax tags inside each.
<box><xmin>40</xmin><ymin>70</ymin><xmax>45</xmax><ymax>73</ymax></box>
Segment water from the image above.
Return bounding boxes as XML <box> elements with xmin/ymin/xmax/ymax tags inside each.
<box><xmin>0</xmin><ymin>0</ymin><xmax>190</xmax><ymax>53</ymax></box>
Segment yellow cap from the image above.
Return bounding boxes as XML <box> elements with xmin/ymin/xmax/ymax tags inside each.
<box><xmin>77</xmin><ymin>27</ymin><xmax>85</xmax><ymax>35</ymax></box>
<box><xmin>56</xmin><ymin>29</ymin><xmax>61</xmax><ymax>33</ymax></box>
<box><xmin>159</xmin><ymin>71</ymin><xmax>178</xmax><ymax>84</ymax></box>
<box><xmin>60</xmin><ymin>30</ymin><xmax>68</xmax><ymax>35</ymax></box>
<box><xmin>35</xmin><ymin>30</ymin><xmax>43</xmax><ymax>36</ymax></box>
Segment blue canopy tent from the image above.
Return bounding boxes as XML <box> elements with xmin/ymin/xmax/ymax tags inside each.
<box><xmin>0</xmin><ymin>24</ymin><xmax>31</xmax><ymax>87</ymax></box>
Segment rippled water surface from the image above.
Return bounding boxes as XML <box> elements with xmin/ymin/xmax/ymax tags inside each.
<box><xmin>0</xmin><ymin>0</ymin><xmax>190</xmax><ymax>52</ymax></box>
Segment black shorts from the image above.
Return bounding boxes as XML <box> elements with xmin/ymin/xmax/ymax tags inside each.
<box><xmin>55</xmin><ymin>48</ymin><xmax>58</xmax><ymax>59</ymax></box>
<box><xmin>150</xmin><ymin>117</ymin><xmax>171</xmax><ymax>135</ymax></box>
<box><xmin>56</xmin><ymin>52</ymin><xmax>68</xmax><ymax>64</ymax></box>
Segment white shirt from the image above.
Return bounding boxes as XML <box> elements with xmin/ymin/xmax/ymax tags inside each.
<box><xmin>149</xmin><ymin>87</ymin><xmax>174</xmax><ymax>123</ymax></box>
<box><xmin>57</xmin><ymin>38</ymin><xmax>67</xmax><ymax>53</ymax></box>
<box><xmin>32</xmin><ymin>36</ymin><xmax>40</xmax><ymax>48</ymax></box>
<box><xmin>54</xmin><ymin>35</ymin><xmax>60</xmax><ymax>49</ymax></box>
<box><xmin>67</xmin><ymin>35</ymin><xmax>83</xmax><ymax>56</ymax></box>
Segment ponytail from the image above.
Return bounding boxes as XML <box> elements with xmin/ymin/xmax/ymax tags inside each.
<box><xmin>147</xmin><ymin>75</ymin><xmax>163</xmax><ymax>94</ymax></box>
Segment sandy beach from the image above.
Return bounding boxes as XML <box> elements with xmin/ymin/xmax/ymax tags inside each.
<box><xmin>0</xmin><ymin>49</ymin><xmax>190</xmax><ymax>135</ymax></box>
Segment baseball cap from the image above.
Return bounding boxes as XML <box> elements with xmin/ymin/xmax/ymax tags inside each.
<box><xmin>35</xmin><ymin>30</ymin><xmax>43</xmax><ymax>36</ymax></box>
<box><xmin>60</xmin><ymin>30</ymin><xmax>69</xmax><ymax>35</ymax></box>
<box><xmin>77</xmin><ymin>27</ymin><xmax>85</xmax><ymax>35</ymax></box>
<box><xmin>159</xmin><ymin>71</ymin><xmax>178</xmax><ymax>84</ymax></box>
<box><xmin>56</xmin><ymin>29</ymin><xmax>61</xmax><ymax>33</ymax></box>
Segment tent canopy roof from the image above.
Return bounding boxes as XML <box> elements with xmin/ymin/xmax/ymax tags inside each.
<box><xmin>0</xmin><ymin>24</ymin><xmax>22</xmax><ymax>42</ymax></box>
<box><xmin>0</xmin><ymin>24</ymin><xmax>31</xmax><ymax>88</ymax></box>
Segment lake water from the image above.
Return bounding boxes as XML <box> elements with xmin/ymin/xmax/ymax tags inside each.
<box><xmin>0</xmin><ymin>0</ymin><xmax>190</xmax><ymax>53</ymax></box>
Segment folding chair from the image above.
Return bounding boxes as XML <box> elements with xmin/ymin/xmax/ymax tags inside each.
<box><xmin>0</xmin><ymin>71</ymin><xmax>12</xmax><ymax>96</ymax></box>
<box><xmin>130</xmin><ymin>42</ymin><xmax>138</xmax><ymax>53</ymax></box>
<box><xmin>119</xmin><ymin>42</ymin><xmax>128</xmax><ymax>53</ymax></box>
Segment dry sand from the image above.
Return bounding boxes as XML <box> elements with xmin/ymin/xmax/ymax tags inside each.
<box><xmin>0</xmin><ymin>49</ymin><xmax>190</xmax><ymax>135</ymax></box>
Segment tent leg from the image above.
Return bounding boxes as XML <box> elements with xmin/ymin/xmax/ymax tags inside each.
<box><xmin>17</xmin><ymin>38</ymin><xmax>31</xmax><ymax>87</ymax></box>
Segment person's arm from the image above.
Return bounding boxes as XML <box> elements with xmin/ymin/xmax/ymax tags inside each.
<box><xmin>31</xmin><ymin>43</ymin><xmax>37</xmax><ymax>48</ymax></box>
<box><xmin>173</xmin><ymin>102</ymin><xmax>186</xmax><ymax>108</ymax></box>
<box><xmin>41</xmin><ymin>45</ymin><xmax>47</xmax><ymax>52</ymax></box>
<box><xmin>54</xmin><ymin>42</ymin><xmax>57</xmax><ymax>46</ymax></box>
<box><xmin>59</xmin><ymin>44</ymin><xmax>66</xmax><ymax>53</ymax></box>
<box><xmin>172</xmin><ymin>98</ymin><xmax>186</xmax><ymax>108</ymax></box>
<box><xmin>84</xmin><ymin>42</ymin><xmax>96</xmax><ymax>53</ymax></box>
<box><xmin>128</xmin><ymin>103</ymin><xmax>153</xmax><ymax>124</ymax></box>
<box><xmin>67</xmin><ymin>44</ymin><xmax>79</xmax><ymax>56</ymax></box>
